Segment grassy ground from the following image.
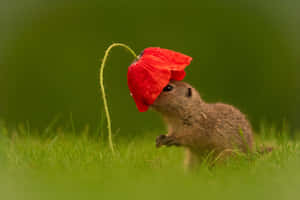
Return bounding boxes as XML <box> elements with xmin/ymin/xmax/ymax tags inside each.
<box><xmin>0</xmin><ymin>126</ymin><xmax>299</xmax><ymax>200</ymax></box>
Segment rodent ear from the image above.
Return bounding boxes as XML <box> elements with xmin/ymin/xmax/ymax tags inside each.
<box><xmin>186</xmin><ymin>88</ymin><xmax>192</xmax><ymax>98</ymax></box>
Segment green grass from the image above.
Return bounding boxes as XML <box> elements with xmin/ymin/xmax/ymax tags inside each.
<box><xmin>0</xmin><ymin>126</ymin><xmax>300</xmax><ymax>200</ymax></box>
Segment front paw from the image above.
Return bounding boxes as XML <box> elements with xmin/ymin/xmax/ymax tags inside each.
<box><xmin>156</xmin><ymin>135</ymin><xmax>167</xmax><ymax>148</ymax></box>
<box><xmin>156</xmin><ymin>135</ymin><xmax>180</xmax><ymax>148</ymax></box>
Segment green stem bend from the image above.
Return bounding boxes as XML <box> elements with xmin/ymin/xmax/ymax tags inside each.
<box><xmin>99</xmin><ymin>43</ymin><xmax>138</xmax><ymax>154</ymax></box>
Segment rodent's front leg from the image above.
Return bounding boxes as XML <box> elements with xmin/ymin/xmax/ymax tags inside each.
<box><xmin>156</xmin><ymin>134</ymin><xmax>181</xmax><ymax>148</ymax></box>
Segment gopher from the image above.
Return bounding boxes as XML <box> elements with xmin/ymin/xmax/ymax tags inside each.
<box><xmin>151</xmin><ymin>80</ymin><xmax>254</xmax><ymax>169</ymax></box>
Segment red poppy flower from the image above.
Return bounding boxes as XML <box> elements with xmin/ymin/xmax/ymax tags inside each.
<box><xmin>127</xmin><ymin>47</ymin><xmax>192</xmax><ymax>112</ymax></box>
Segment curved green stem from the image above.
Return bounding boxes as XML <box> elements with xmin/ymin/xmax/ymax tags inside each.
<box><xmin>99</xmin><ymin>43</ymin><xmax>138</xmax><ymax>154</ymax></box>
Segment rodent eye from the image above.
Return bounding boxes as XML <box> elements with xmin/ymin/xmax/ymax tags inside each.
<box><xmin>163</xmin><ymin>84</ymin><xmax>173</xmax><ymax>92</ymax></box>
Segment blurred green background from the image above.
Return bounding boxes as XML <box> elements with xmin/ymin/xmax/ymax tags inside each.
<box><xmin>1</xmin><ymin>0</ymin><xmax>299</xmax><ymax>134</ymax></box>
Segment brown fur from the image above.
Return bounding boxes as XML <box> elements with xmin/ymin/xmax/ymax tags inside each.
<box><xmin>151</xmin><ymin>81</ymin><xmax>254</xmax><ymax>170</ymax></box>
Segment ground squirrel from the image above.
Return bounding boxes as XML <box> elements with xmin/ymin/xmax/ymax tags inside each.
<box><xmin>151</xmin><ymin>80</ymin><xmax>254</xmax><ymax>169</ymax></box>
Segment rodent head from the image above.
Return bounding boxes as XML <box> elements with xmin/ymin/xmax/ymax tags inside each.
<box><xmin>151</xmin><ymin>80</ymin><xmax>202</xmax><ymax>117</ymax></box>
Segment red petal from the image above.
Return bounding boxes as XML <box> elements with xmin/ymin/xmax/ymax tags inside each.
<box><xmin>128</xmin><ymin>61</ymin><xmax>171</xmax><ymax>112</ymax></box>
<box><xmin>141</xmin><ymin>47</ymin><xmax>192</xmax><ymax>71</ymax></box>
<box><xmin>171</xmin><ymin>70</ymin><xmax>186</xmax><ymax>81</ymax></box>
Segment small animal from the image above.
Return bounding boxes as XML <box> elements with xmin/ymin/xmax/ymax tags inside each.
<box><xmin>151</xmin><ymin>80</ymin><xmax>254</xmax><ymax>169</ymax></box>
